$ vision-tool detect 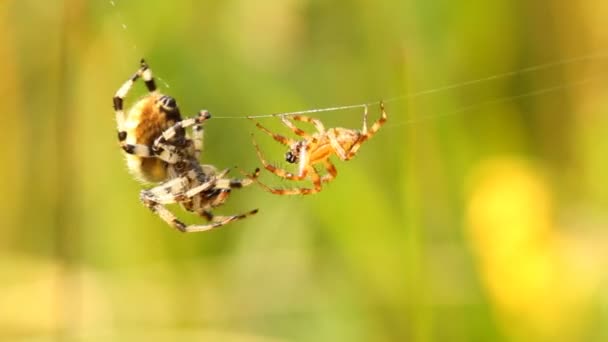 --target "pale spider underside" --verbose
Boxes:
[249,103,387,195]
[113,59,257,232]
